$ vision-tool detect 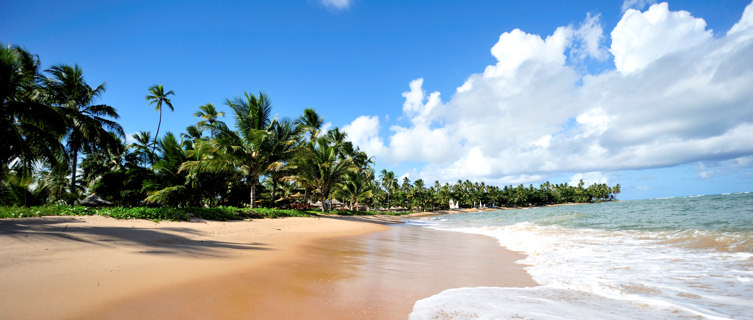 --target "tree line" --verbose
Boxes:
[1,44,620,212]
